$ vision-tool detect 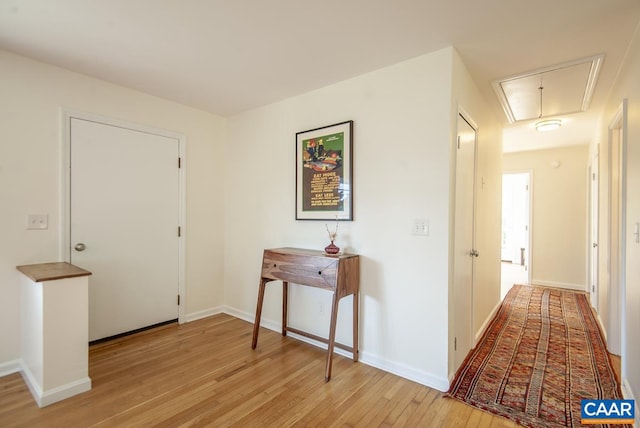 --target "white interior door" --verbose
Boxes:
[70,118,180,341]
[453,113,477,371]
[589,153,599,310]
[500,172,531,297]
